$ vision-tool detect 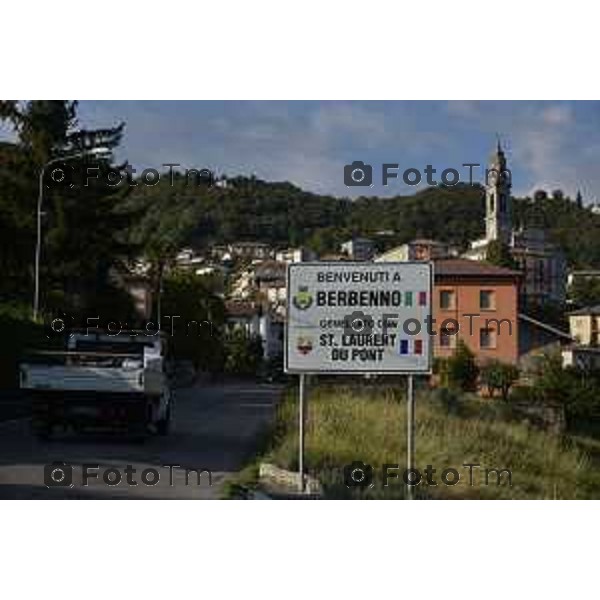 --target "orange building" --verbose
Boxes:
[433,259,520,364]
